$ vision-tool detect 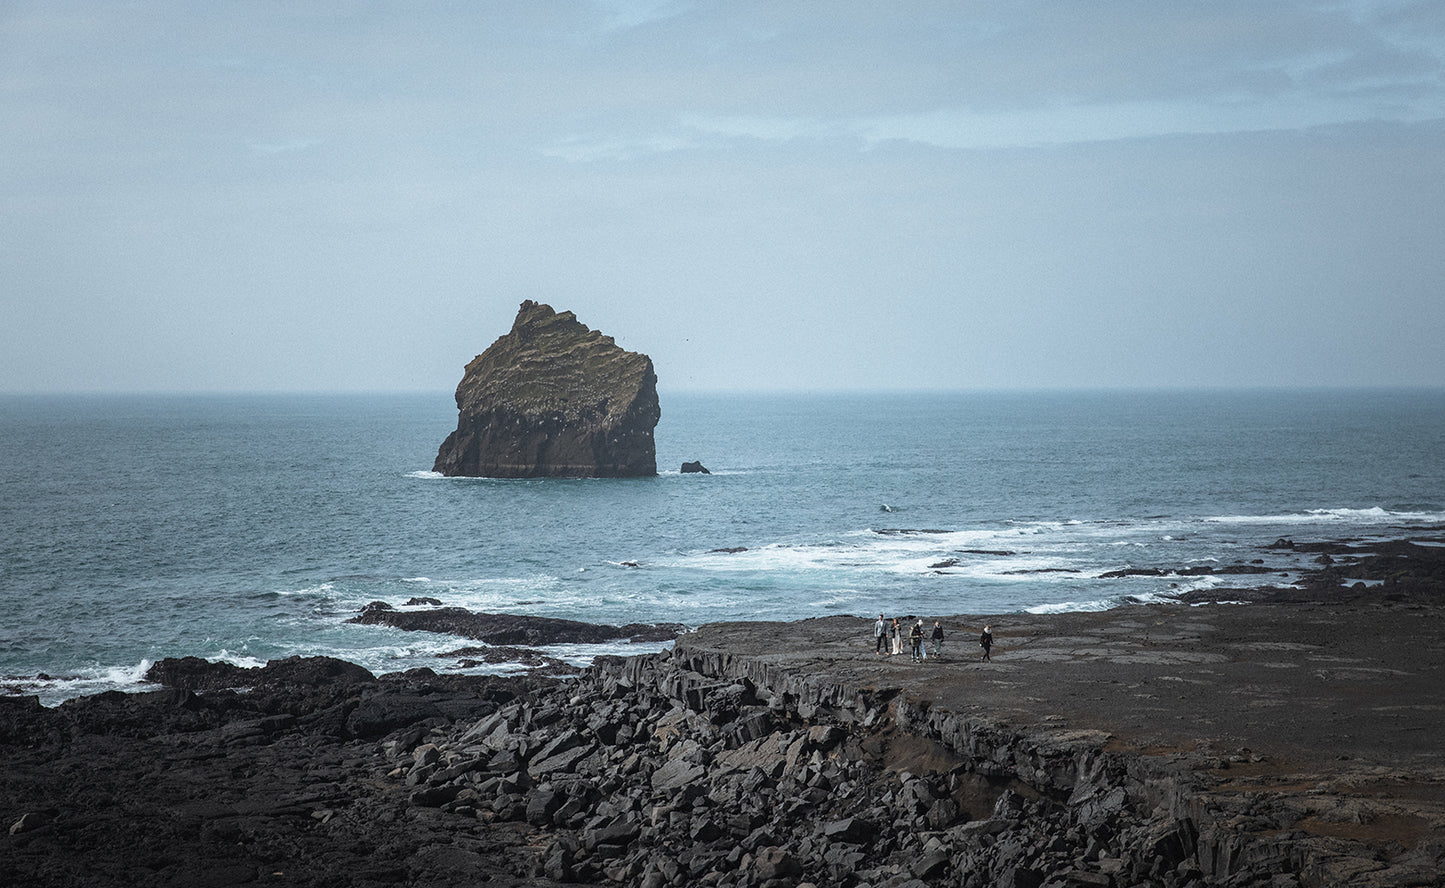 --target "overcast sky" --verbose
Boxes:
[3,1,1443,394]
